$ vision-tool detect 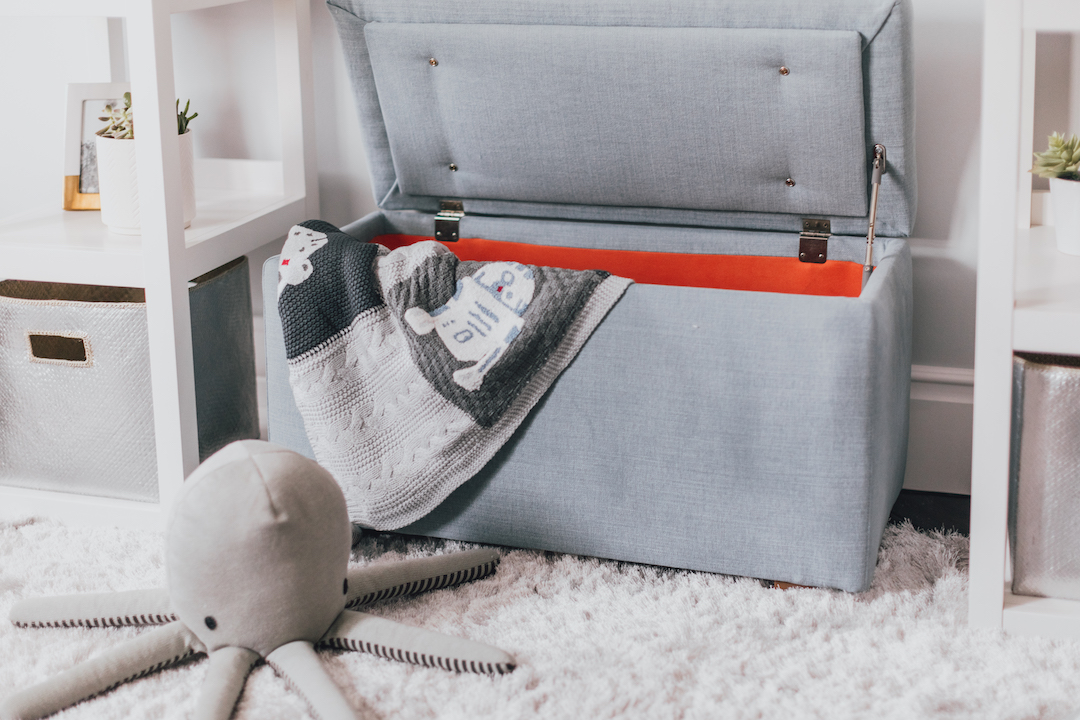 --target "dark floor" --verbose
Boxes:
[888,489,970,535]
